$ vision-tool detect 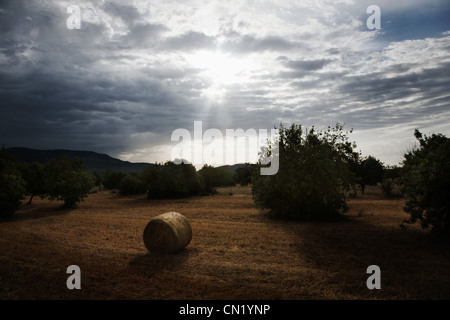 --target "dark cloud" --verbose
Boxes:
[161,31,216,51]
[102,3,141,27]
[221,34,297,53]
[282,59,334,71]
[0,0,449,165]
[122,22,169,48]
